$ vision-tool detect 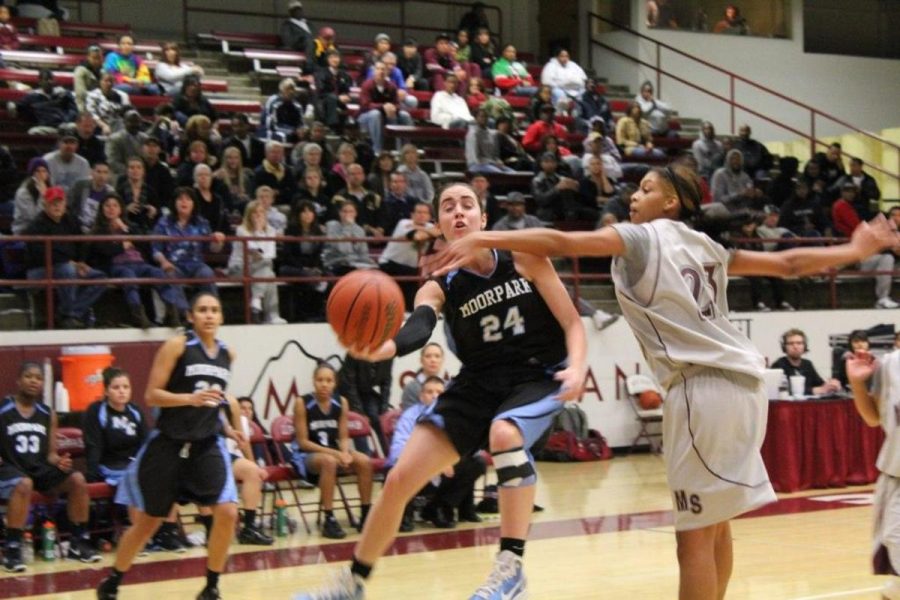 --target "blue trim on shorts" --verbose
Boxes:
[115,429,159,509]
[99,464,126,487]
[0,475,23,500]
[215,436,239,505]
[493,392,564,451]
